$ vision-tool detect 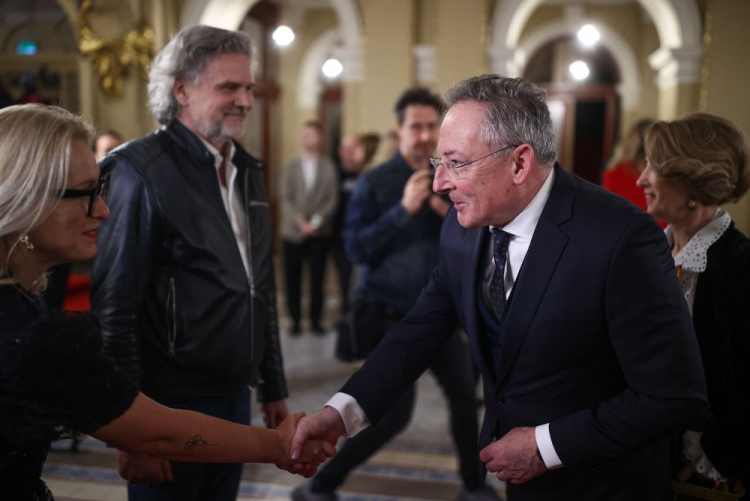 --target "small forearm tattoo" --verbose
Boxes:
[184,435,217,450]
